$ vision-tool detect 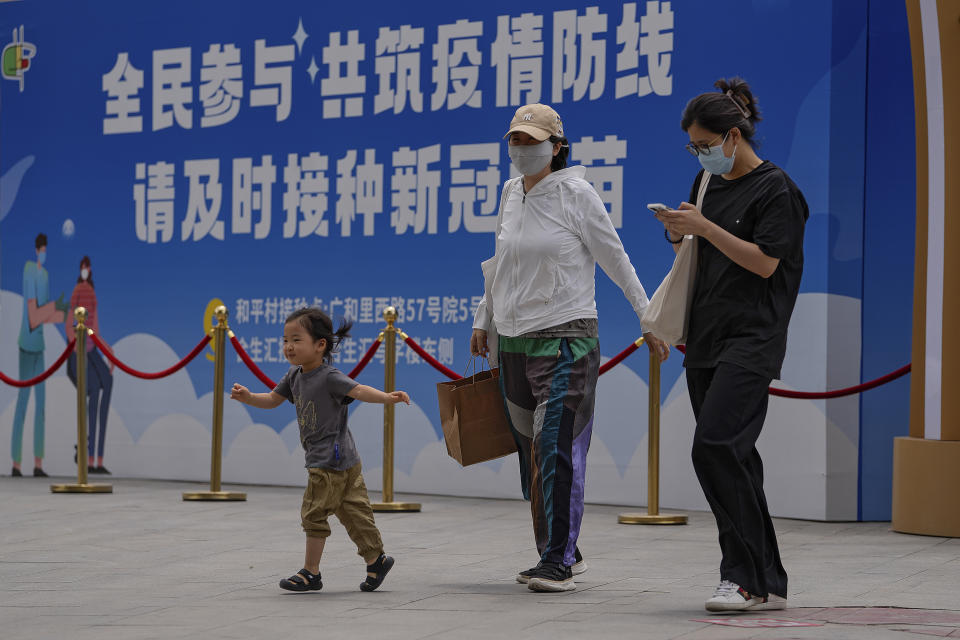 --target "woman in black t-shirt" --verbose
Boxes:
[654,77,808,613]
